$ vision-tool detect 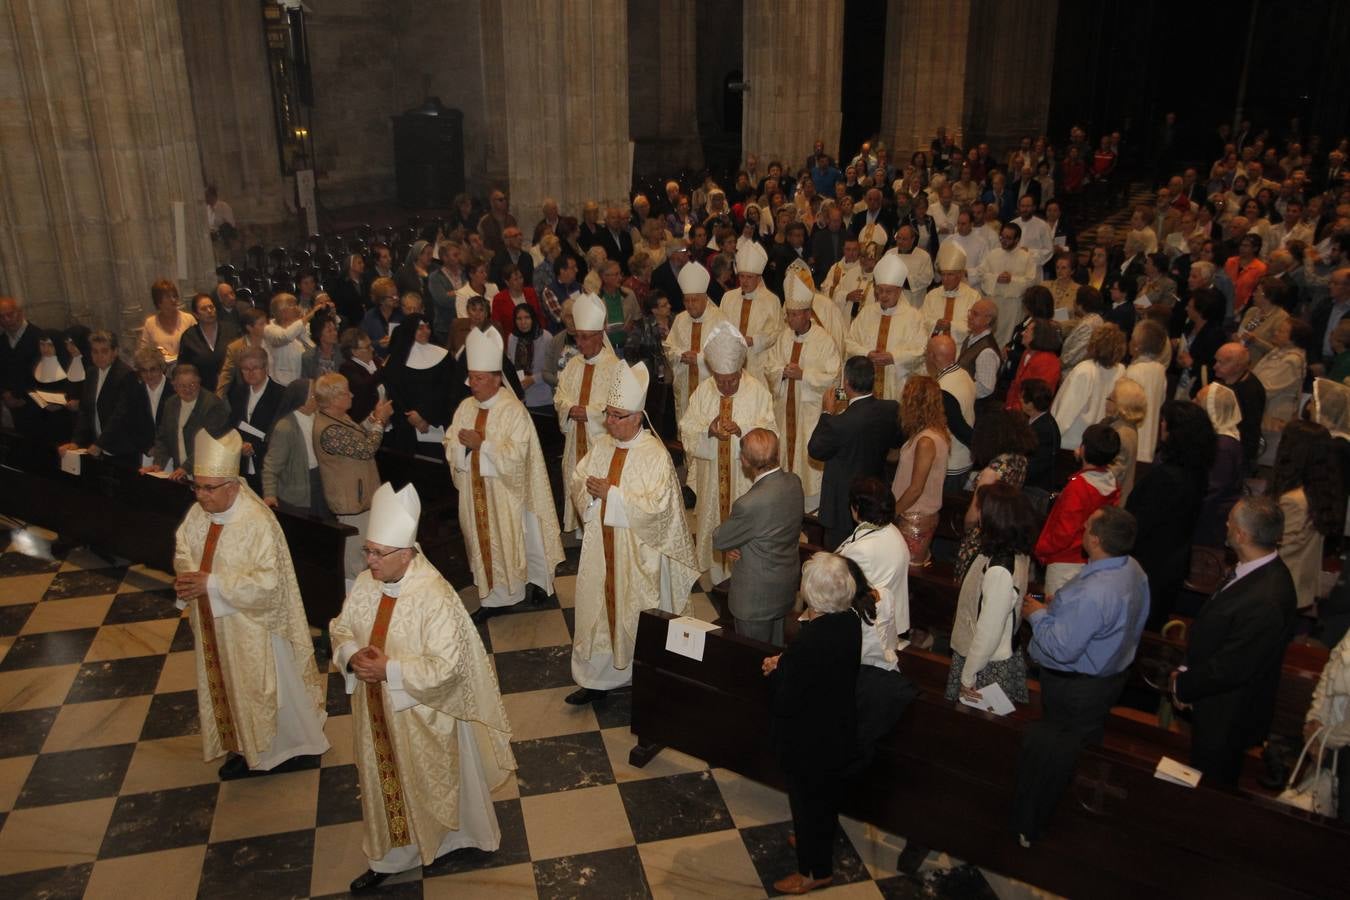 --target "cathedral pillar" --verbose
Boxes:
[742,0,845,172]
[176,0,292,234]
[489,0,632,217]
[0,0,215,340]
[880,0,973,159]
[628,0,703,179]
